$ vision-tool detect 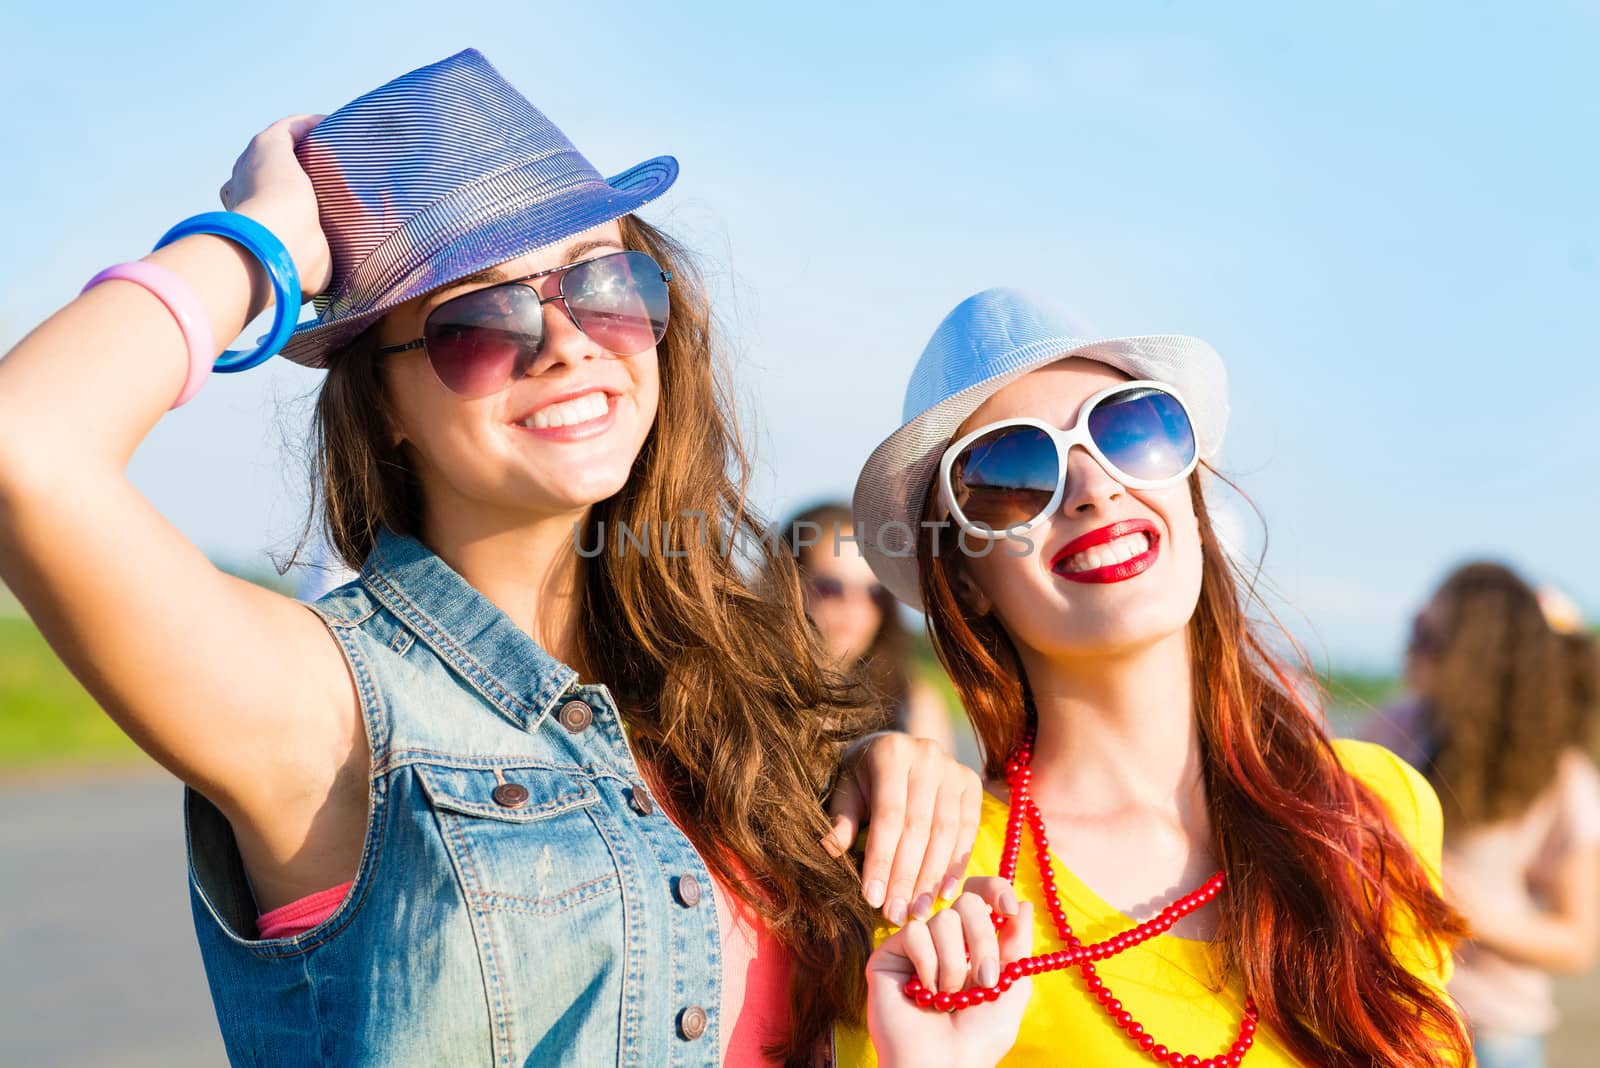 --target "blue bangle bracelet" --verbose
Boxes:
[153,211,302,373]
